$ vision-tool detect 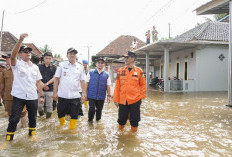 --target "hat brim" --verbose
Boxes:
[67,50,78,54]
